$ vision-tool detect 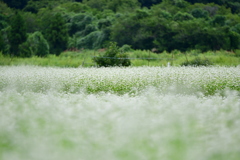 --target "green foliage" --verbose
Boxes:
[58,2,91,13]
[120,44,133,53]
[181,57,213,66]
[21,12,39,33]
[0,1,13,16]
[0,13,8,30]
[110,9,155,50]
[0,28,10,55]
[2,0,240,54]
[227,1,240,14]
[45,13,68,56]
[173,12,194,21]
[82,0,140,12]
[36,8,56,35]
[67,11,112,50]
[230,23,240,34]
[67,35,78,49]
[191,8,209,19]
[2,0,29,10]
[94,42,131,67]
[186,0,240,14]
[98,18,112,29]
[19,31,49,57]
[77,31,106,49]
[1,49,239,67]
[18,41,32,58]
[229,31,240,49]
[9,12,27,57]
[23,0,74,13]
[68,13,96,36]
[211,15,226,26]
[138,0,163,8]
[235,49,240,57]
[0,30,4,50]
